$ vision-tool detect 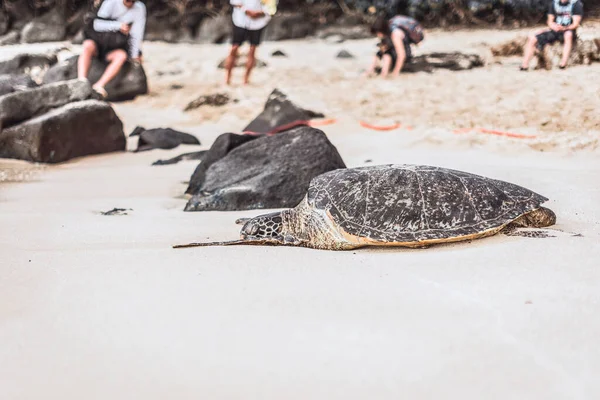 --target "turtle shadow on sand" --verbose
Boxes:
[174,165,557,251]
